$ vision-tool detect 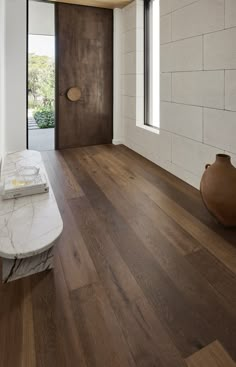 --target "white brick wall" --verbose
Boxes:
[172,0,224,41]
[119,0,236,189]
[161,36,203,72]
[160,0,171,15]
[160,73,171,101]
[160,14,171,44]
[225,70,236,111]
[172,71,224,109]
[204,28,236,70]
[172,134,220,177]
[225,0,236,28]
[160,102,203,141]
[204,109,236,154]
[171,0,198,11]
